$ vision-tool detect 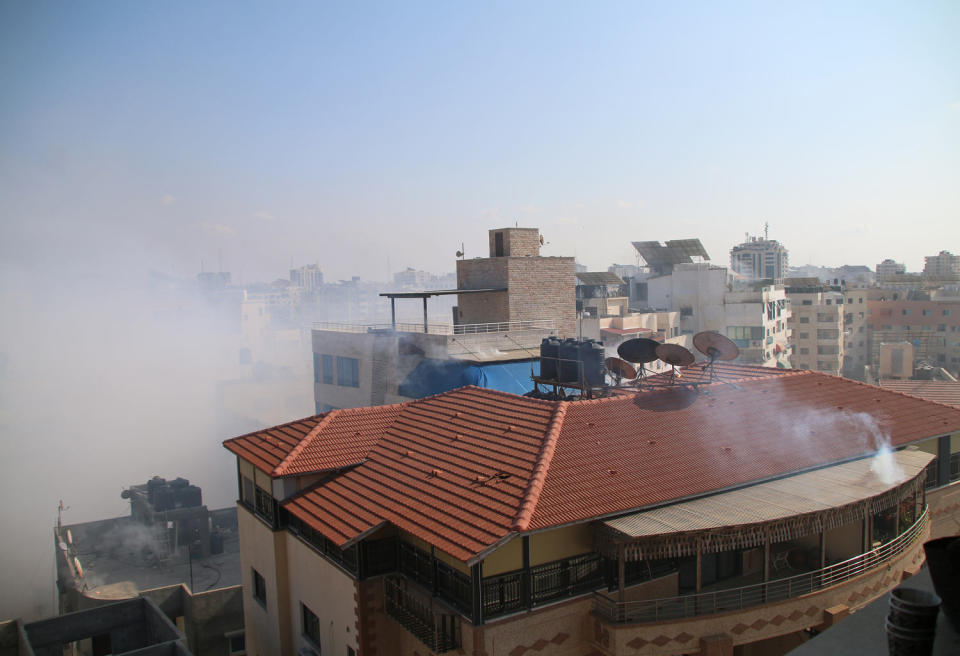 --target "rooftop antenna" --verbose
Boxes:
[655,343,695,384]
[456,242,464,259]
[764,222,769,240]
[692,331,740,382]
